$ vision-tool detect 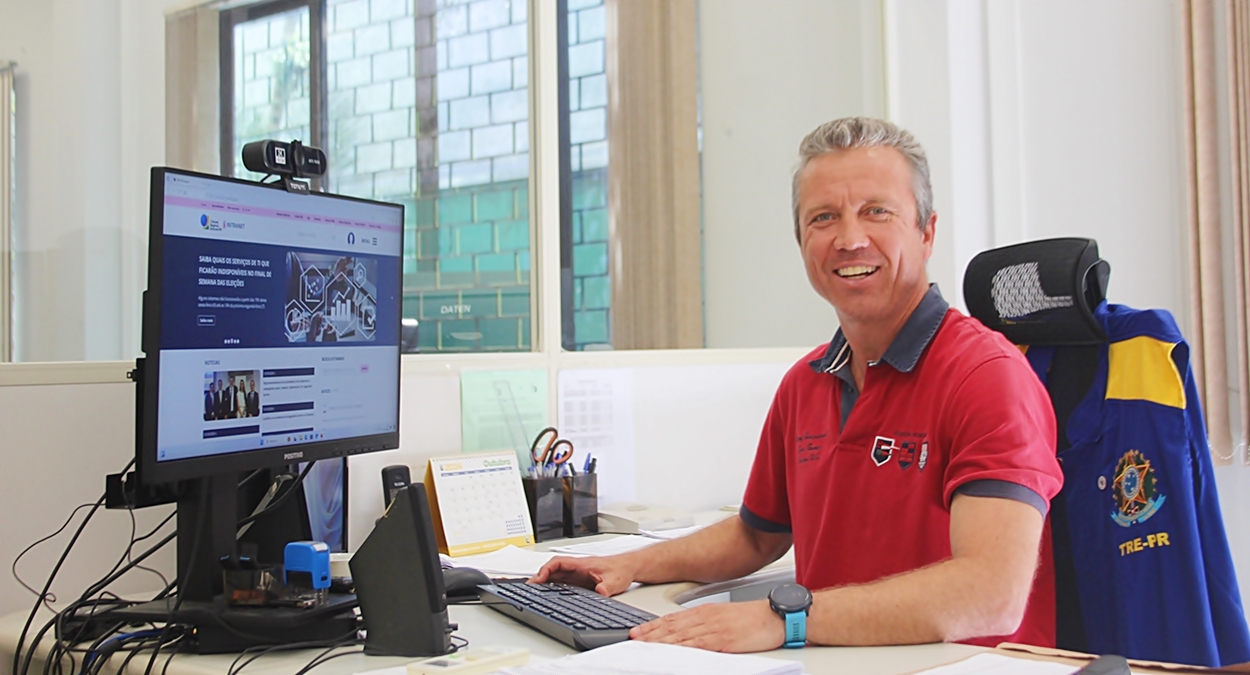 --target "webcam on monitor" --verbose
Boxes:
[242,139,327,193]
